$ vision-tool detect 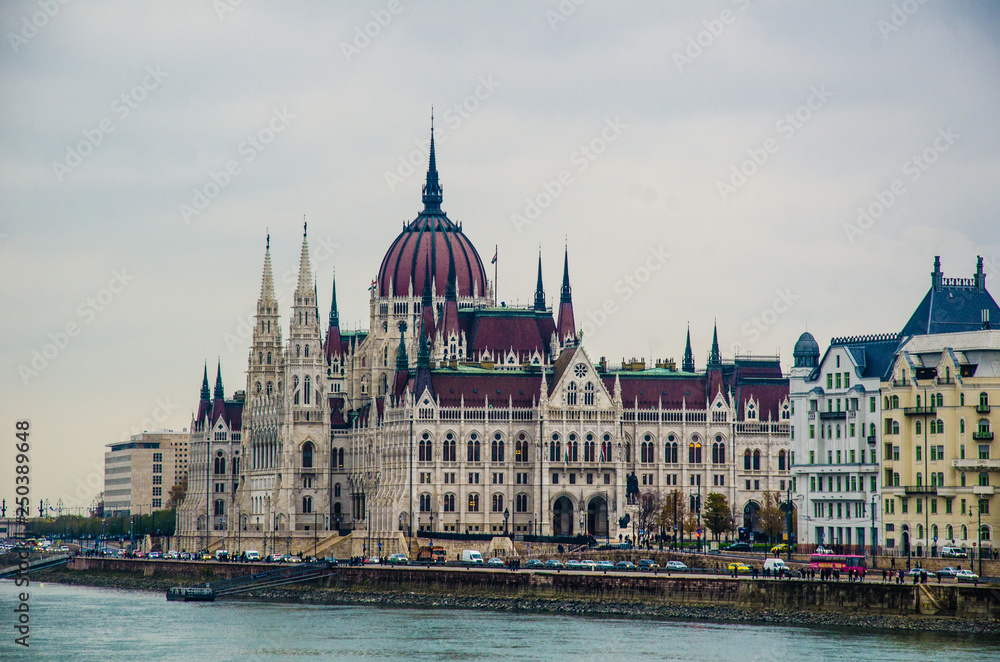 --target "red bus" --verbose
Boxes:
[809,554,866,572]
